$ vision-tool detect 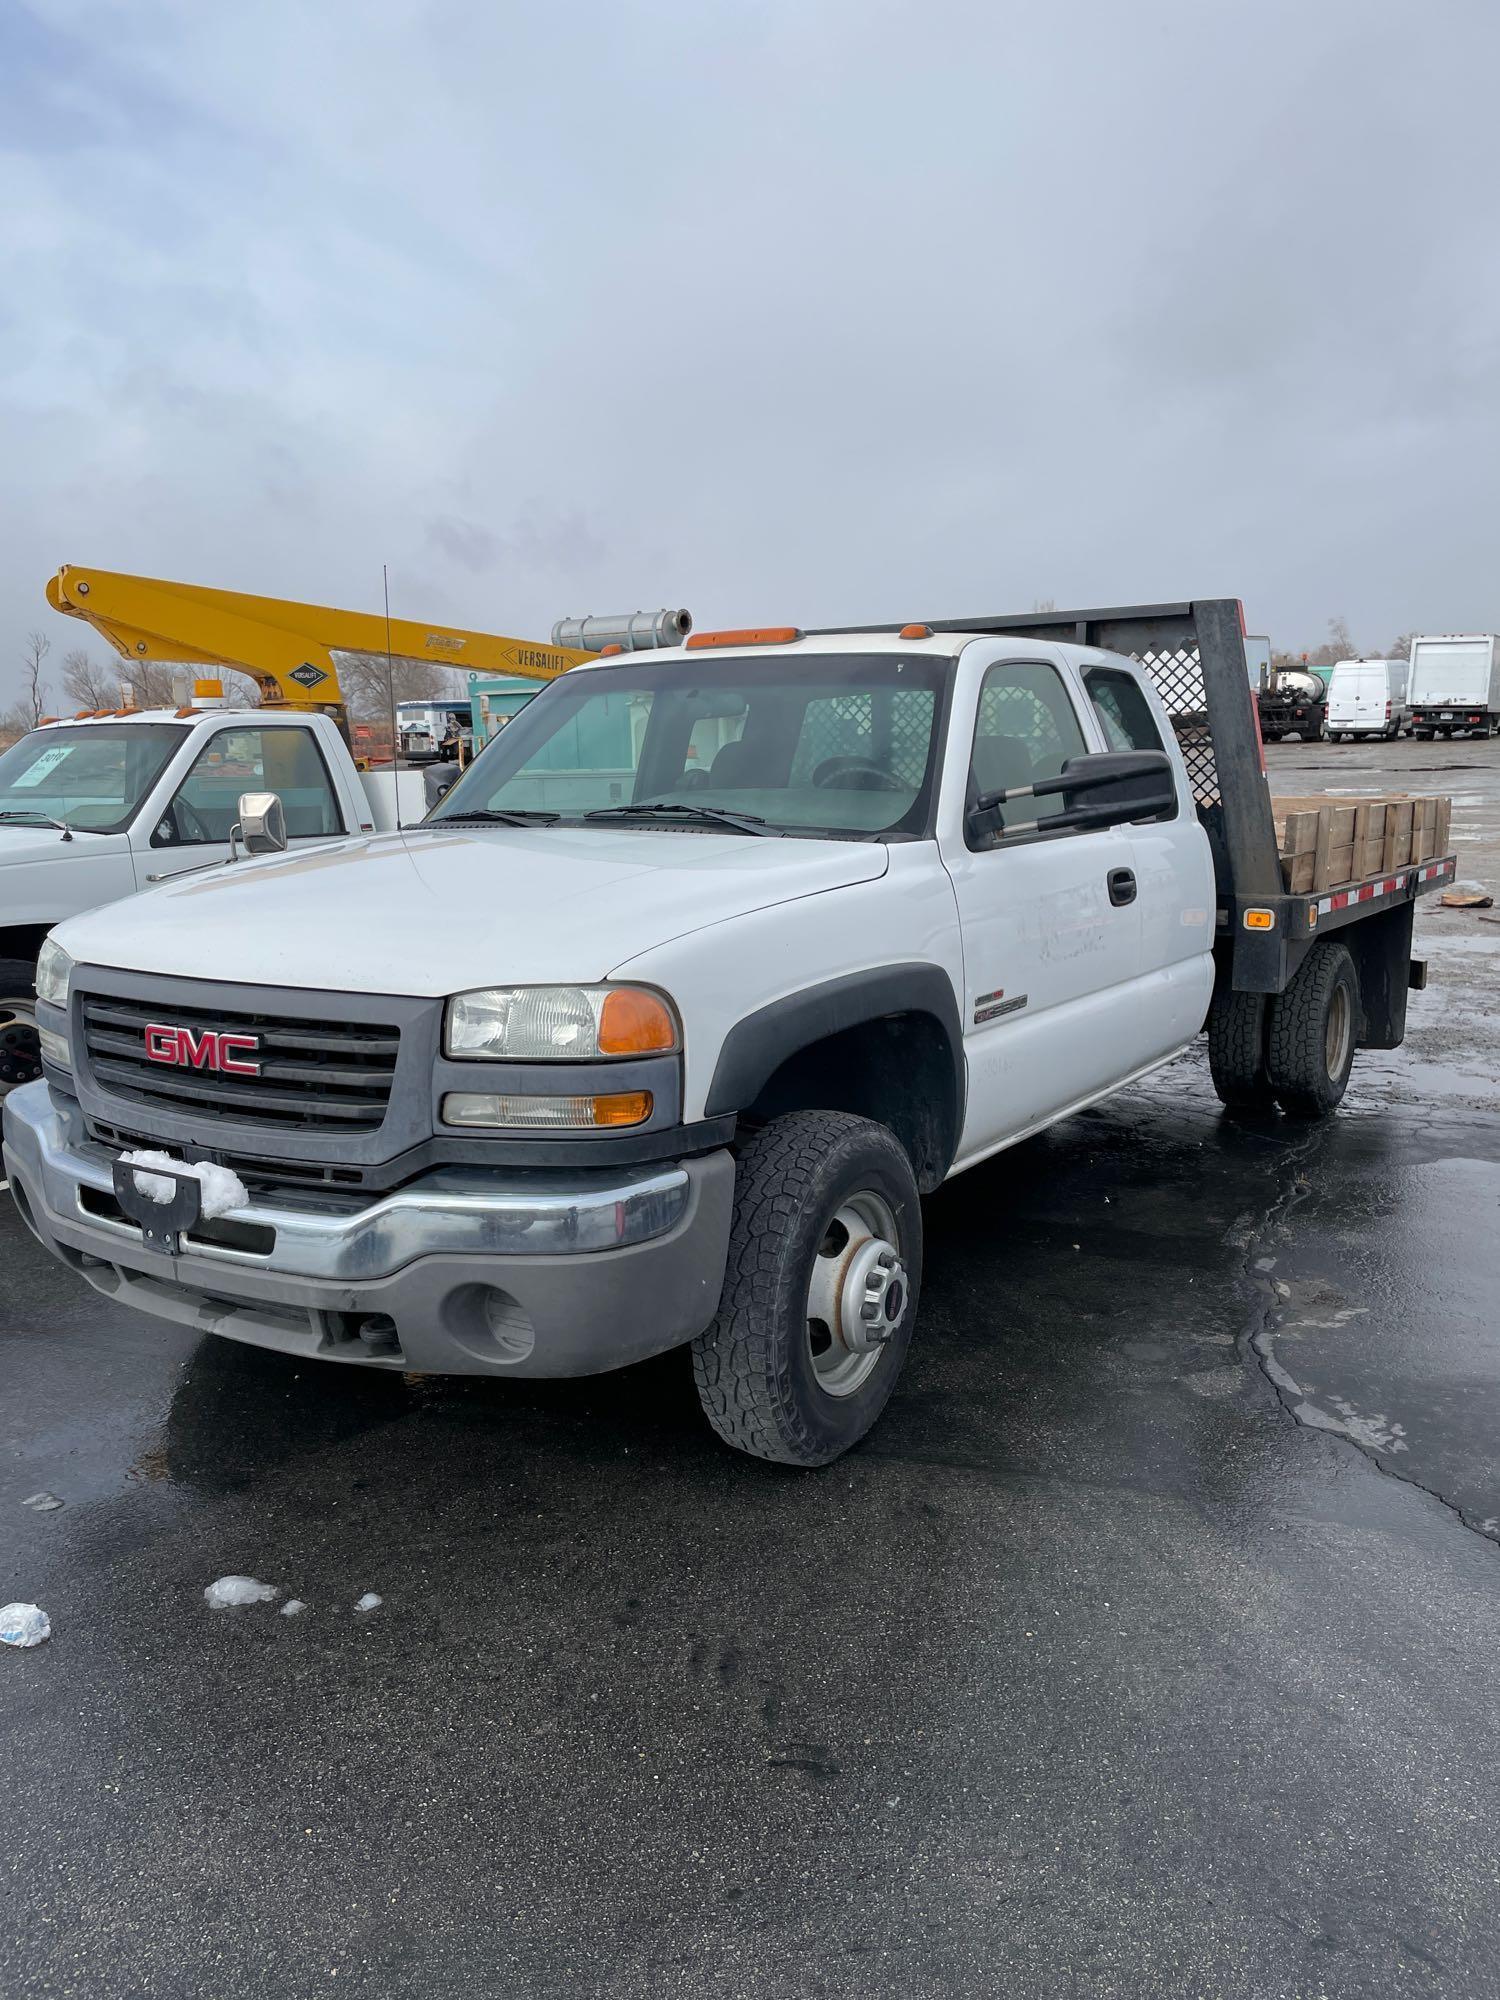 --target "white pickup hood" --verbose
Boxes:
[54,826,888,996]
